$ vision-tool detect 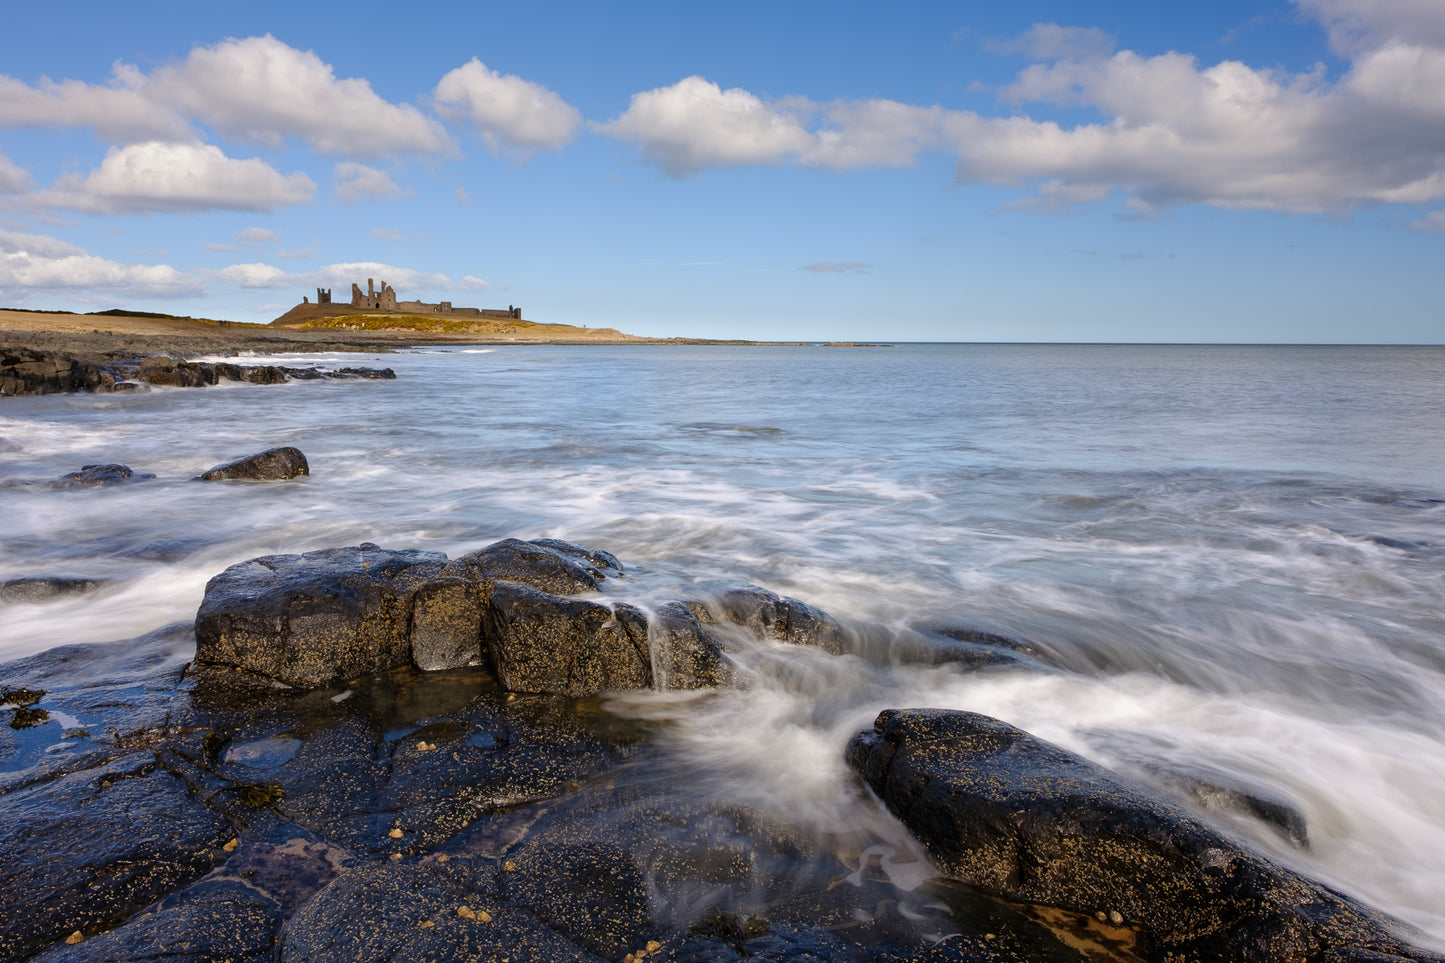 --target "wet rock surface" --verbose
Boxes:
[194,537,848,696]
[194,446,310,482]
[847,708,1444,963]
[0,347,395,396]
[0,576,108,603]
